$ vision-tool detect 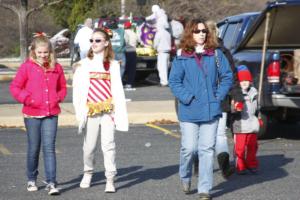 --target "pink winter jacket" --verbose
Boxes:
[10,59,67,116]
